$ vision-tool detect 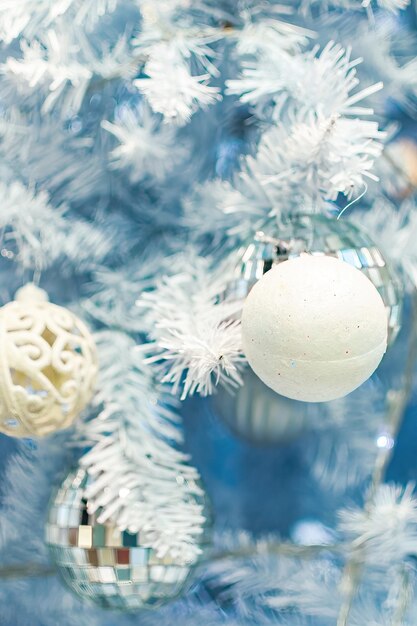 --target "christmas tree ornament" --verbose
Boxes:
[241,254,388,402]
[216,214,402,441]
[46,468,210,610]
[213,366,310,444]
[227,214,402,346]
[0,284,97,438]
